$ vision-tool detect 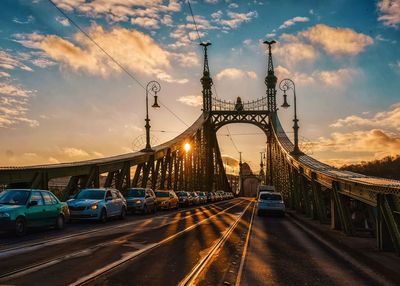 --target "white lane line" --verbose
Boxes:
[235,200,256,286]
[0,199,239,258]
[69,200,247,286]
[178,201,252,286]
